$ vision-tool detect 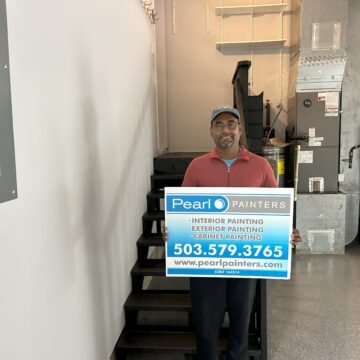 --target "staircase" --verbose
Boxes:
[115,153,267,360]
